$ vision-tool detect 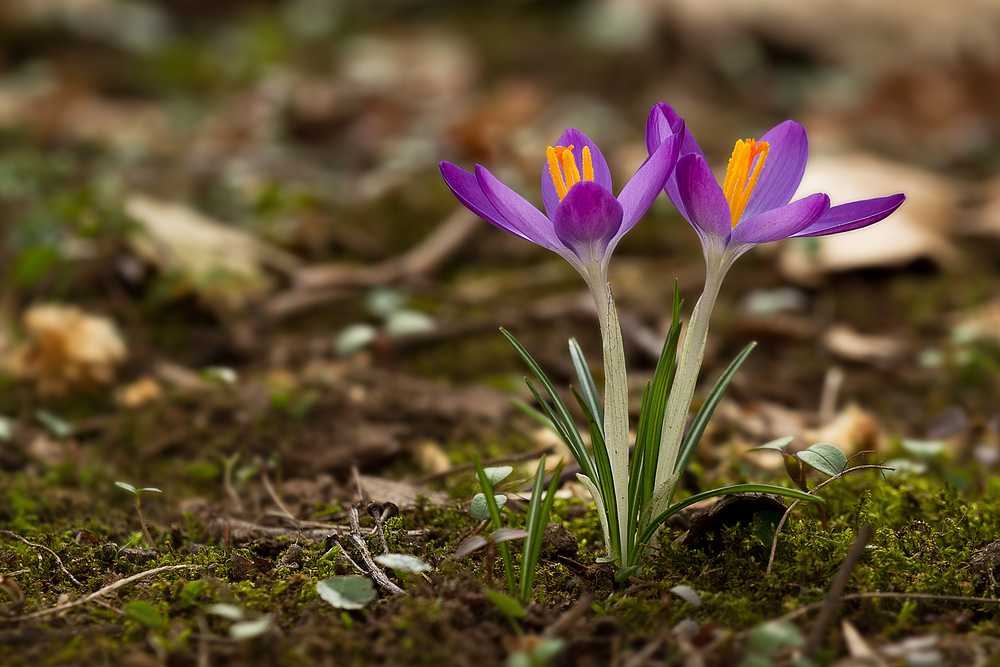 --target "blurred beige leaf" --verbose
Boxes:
[116,376,163,409]
[126,194,301,311]
[820,323,907,365]
[779,154,958,284]
[6,304,126,396]
[951,299,1000,344]
[664,0,1000,69]
[804,403,884,456]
